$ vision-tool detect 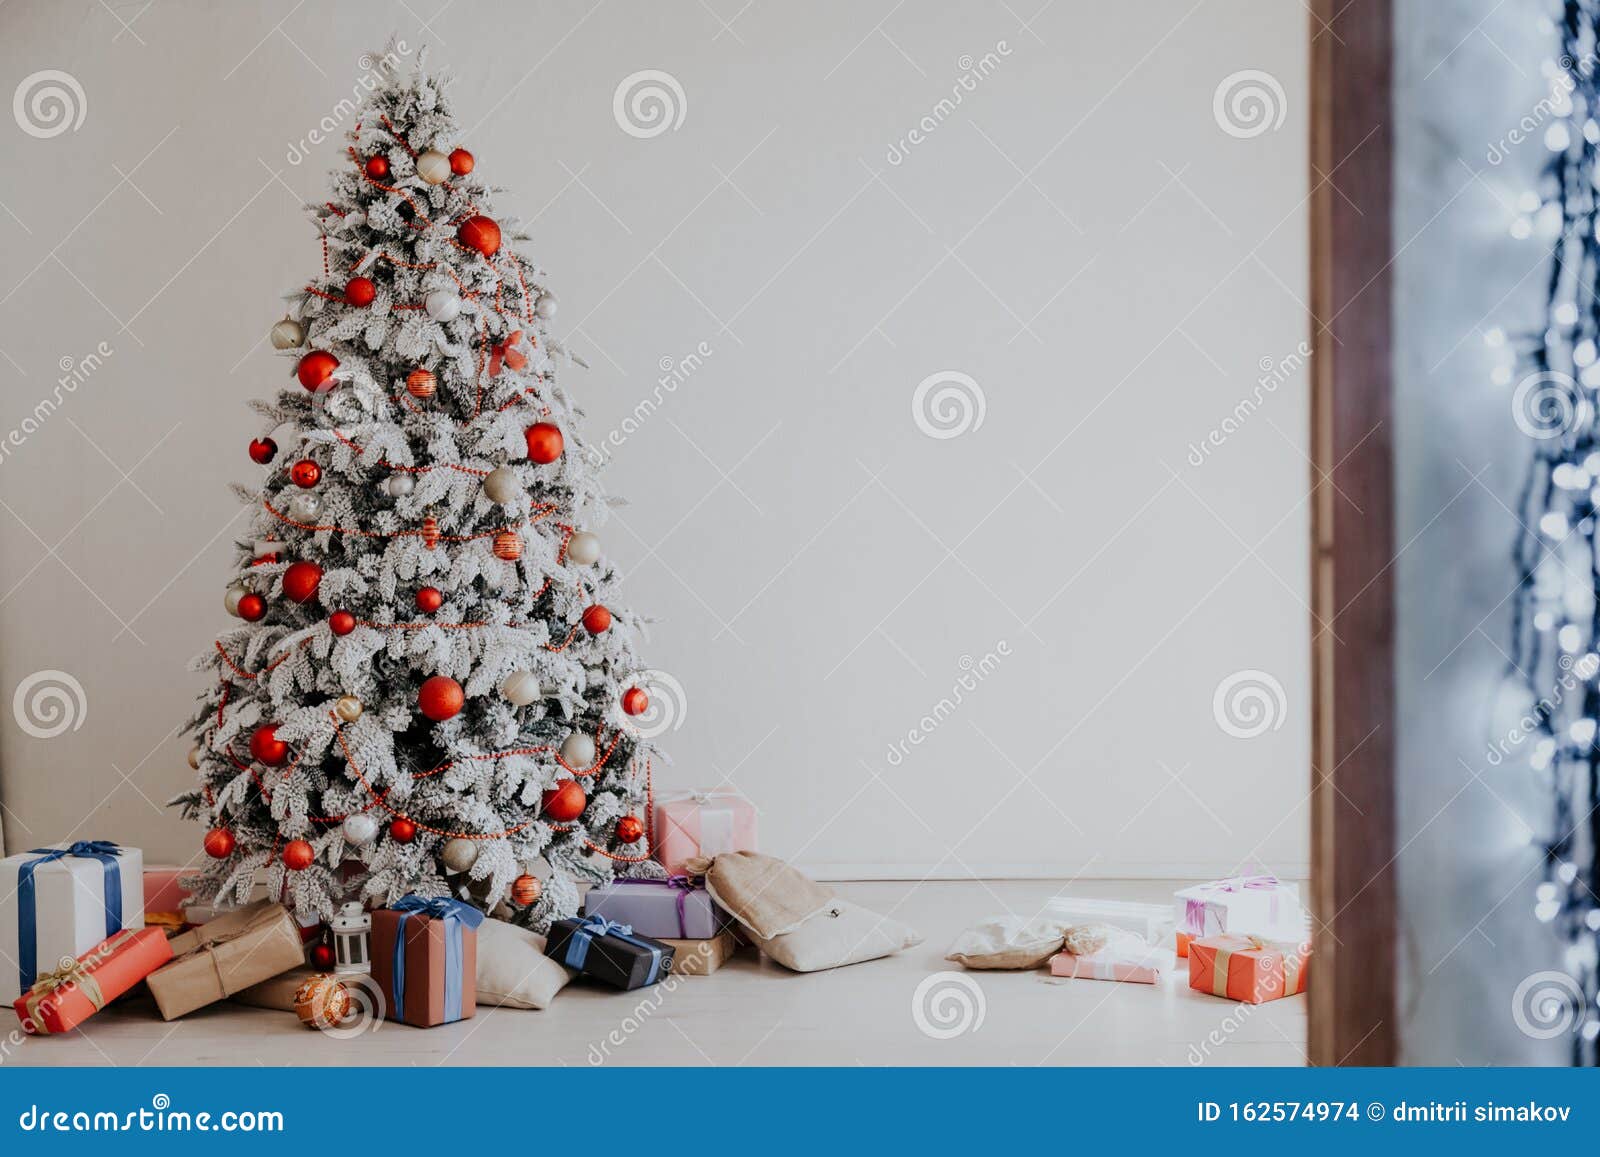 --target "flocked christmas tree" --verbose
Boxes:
[174,47,663,930]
